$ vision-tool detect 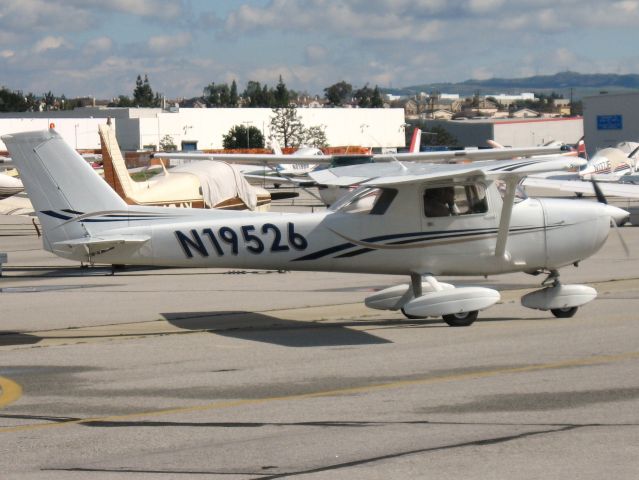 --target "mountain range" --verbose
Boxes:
[385,71,639,99]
